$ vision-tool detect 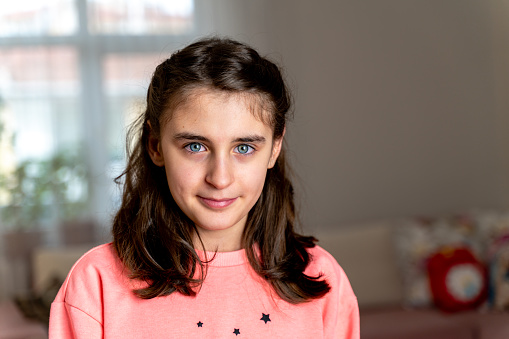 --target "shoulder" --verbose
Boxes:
[305,245,343,277]
[51,243,124,325]
[73,242,117,264]
[307,245,359,337]
[66,243,119,280]
[306,245,356,299]
[54,243,123,303]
